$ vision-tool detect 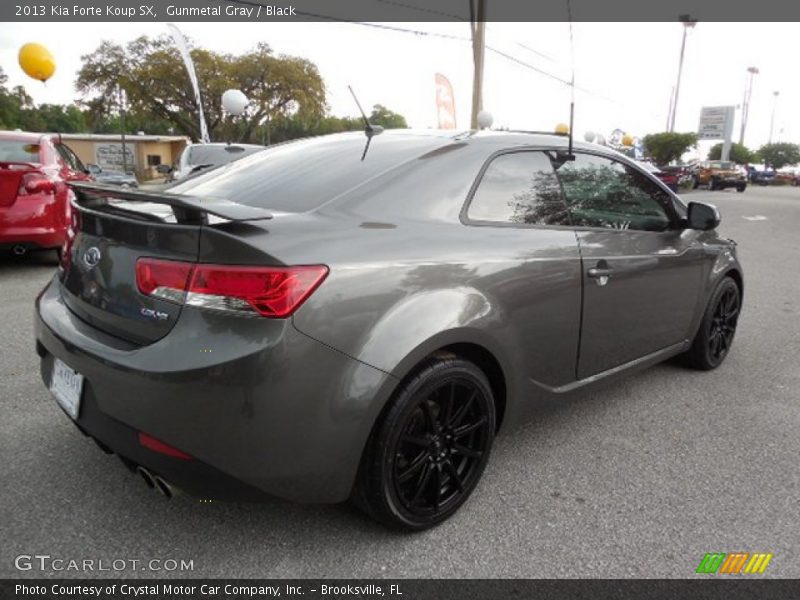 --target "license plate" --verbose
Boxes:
[50,358,84,420]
